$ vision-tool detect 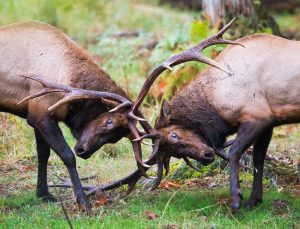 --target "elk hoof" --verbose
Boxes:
[76,196,92,215]
[231,202,241,212]
[37,193,57,202]
[78,202,92,215]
